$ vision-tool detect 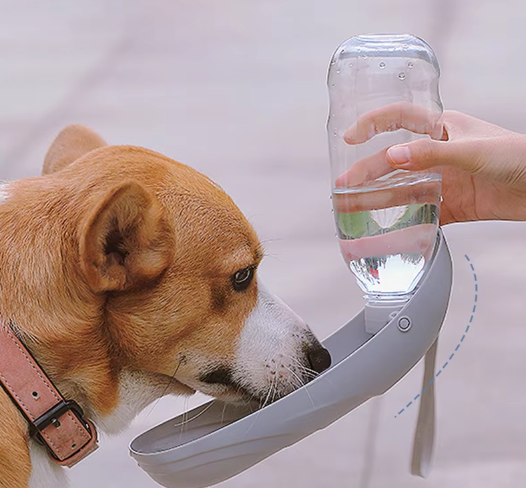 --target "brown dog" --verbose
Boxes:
[0,126,330,488]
